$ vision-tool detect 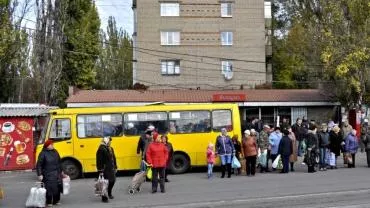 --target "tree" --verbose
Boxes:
[95,16,133,90]
[272,0,370,108]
